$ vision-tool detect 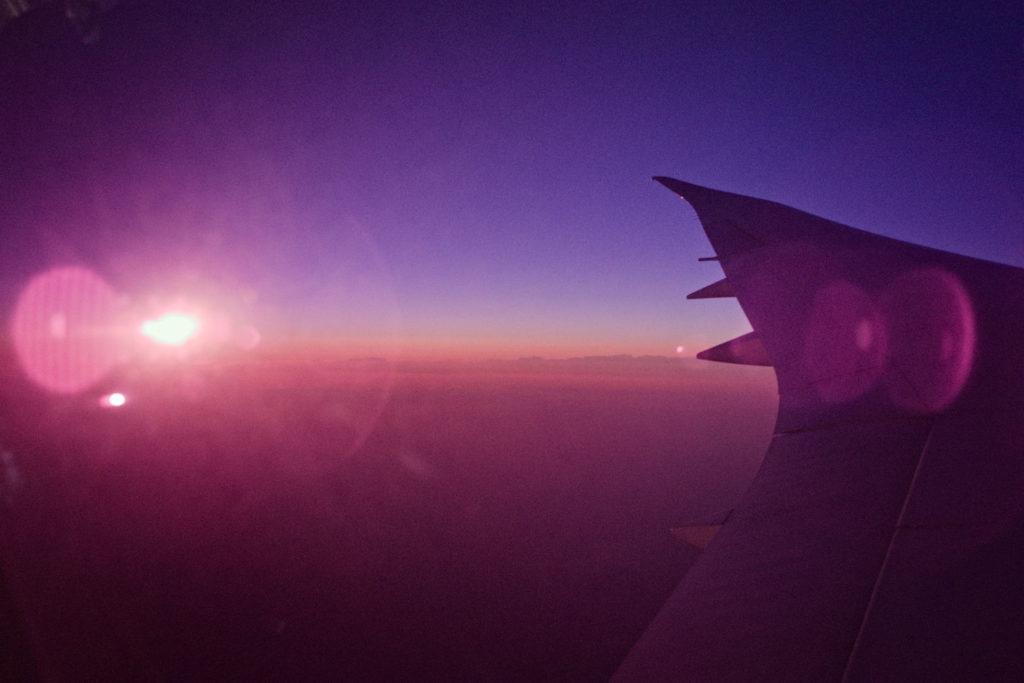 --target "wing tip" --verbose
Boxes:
[652,176,707,200]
